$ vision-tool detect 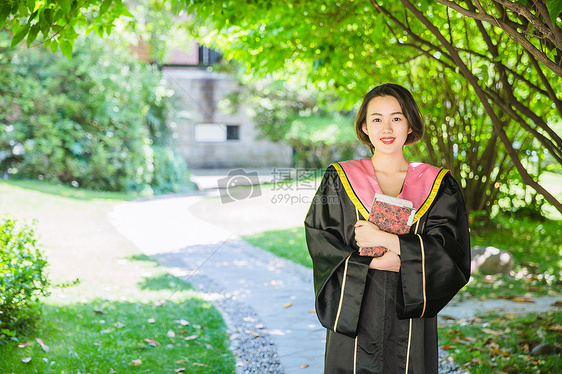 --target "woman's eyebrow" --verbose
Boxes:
[369,111,404,116]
